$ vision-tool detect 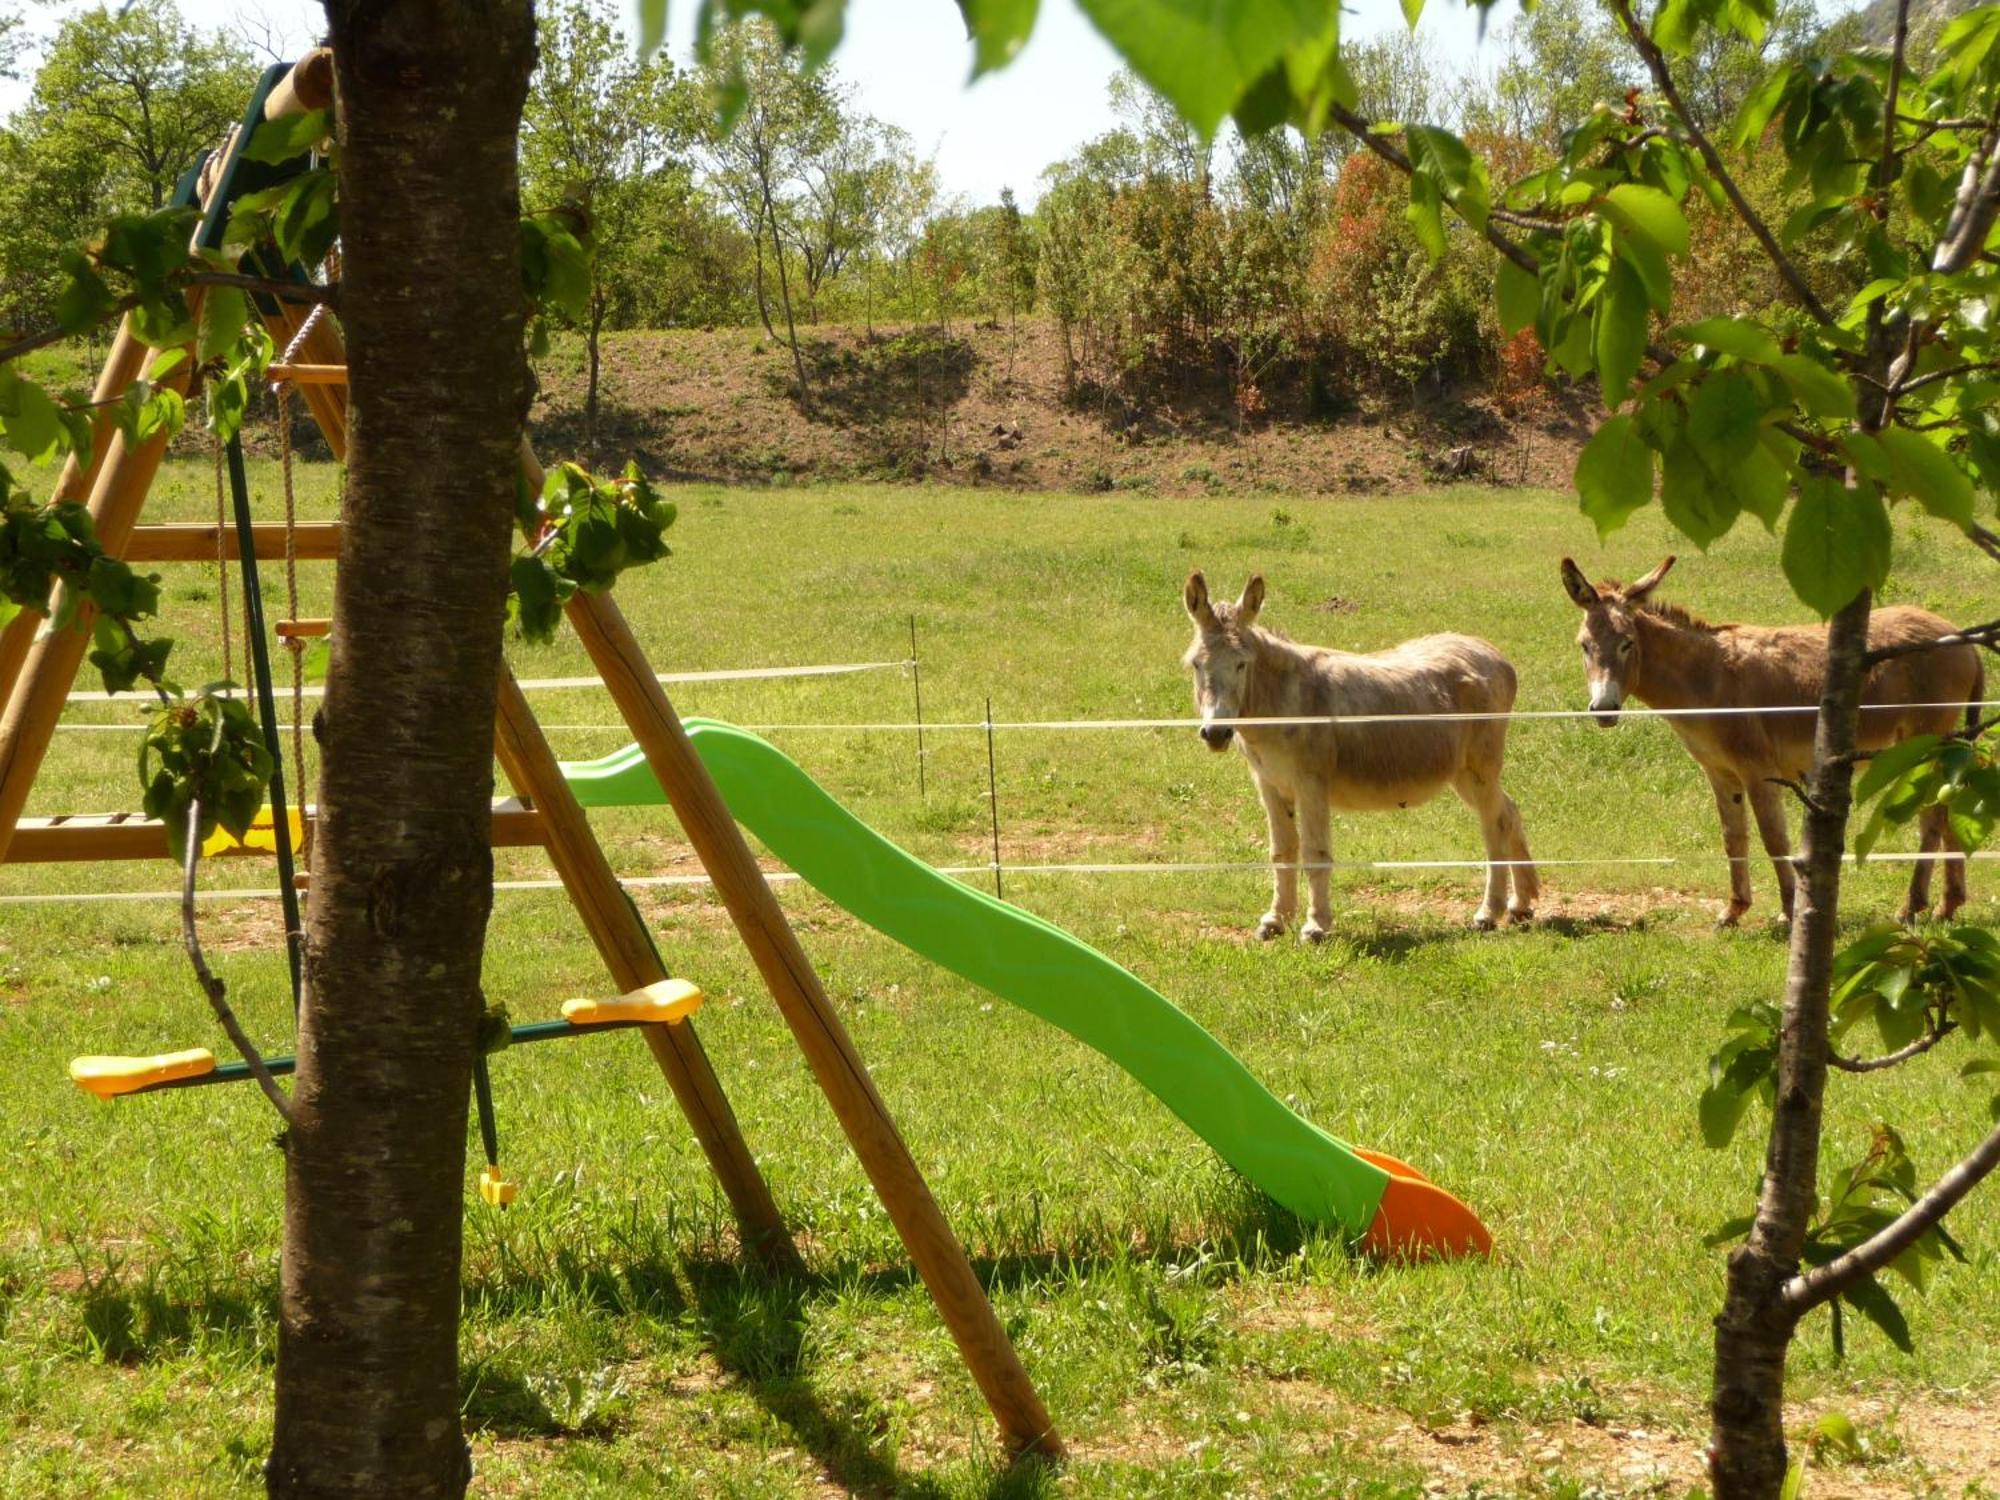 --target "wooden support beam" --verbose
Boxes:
[0,321,155,716]
[7,803,546,865]
[275,619,331,641]
[492,667,802,1275]
[264,48,333,120]
[268,363,348,385]
[124,522,342,563]
[0,333,202,866]
[551,575,1063,1459]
